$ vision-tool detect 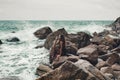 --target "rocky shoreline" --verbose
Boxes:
[35,17,120,80]
[0,18,120,80]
